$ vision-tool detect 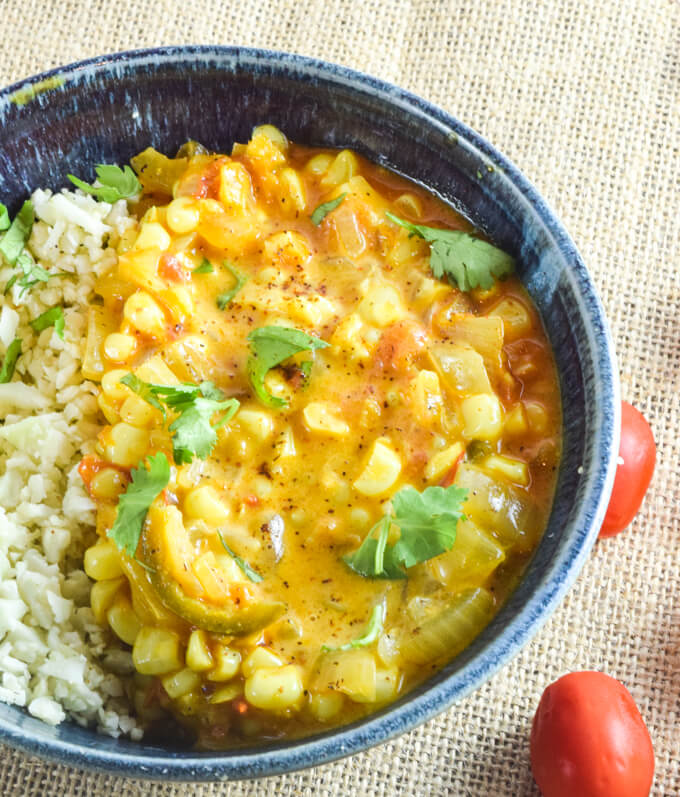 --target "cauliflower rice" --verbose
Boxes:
[0,187,143,738]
